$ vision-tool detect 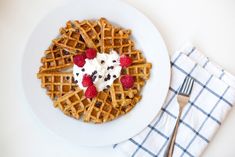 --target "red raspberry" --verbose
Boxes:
[120,75,134,89]
[120,55,132,67]
[85,48,97,59]
[85,85,98,98]
[82,74,93,87]
[73,54,86,67]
